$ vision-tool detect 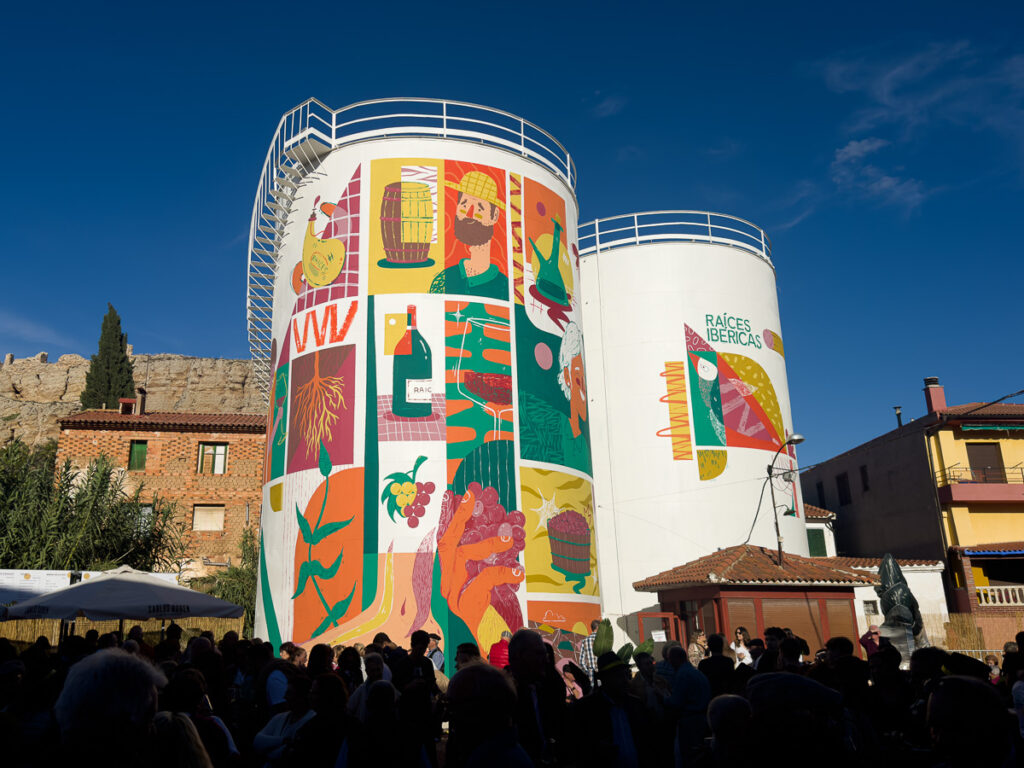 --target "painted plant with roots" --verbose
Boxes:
[293,350,347,459]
